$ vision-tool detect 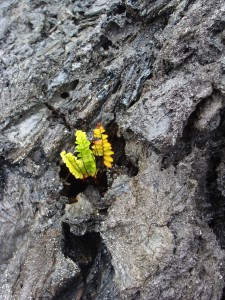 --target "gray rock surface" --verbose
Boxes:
[1,0,225,299]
